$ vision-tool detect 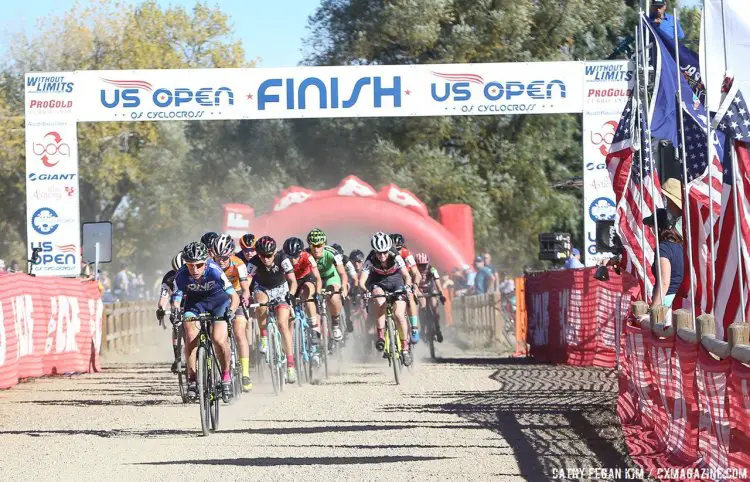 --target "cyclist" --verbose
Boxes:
[172,241,239,401]
[306,229,349,341]
[283,237,323,343]
[212,233,253,392]
[246,236,299,383]
[347,249,368,339]
[200,232,220,256]
[156,252,185,373]
[414,252,446,343]
[390,233,422,343]
[236,233,256,264]
[358,232,415,366]
[331,243,357,333]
